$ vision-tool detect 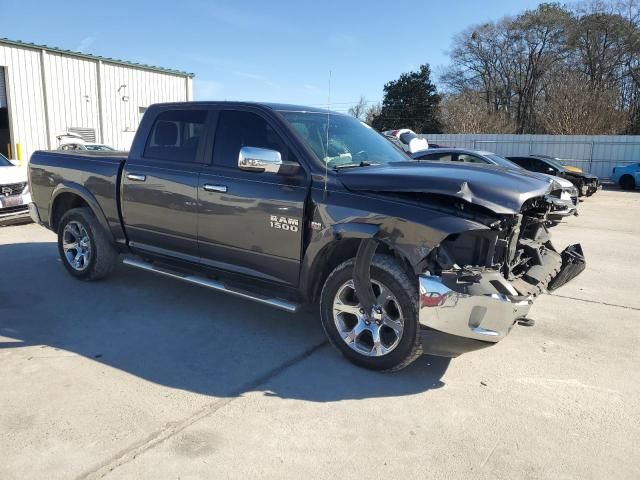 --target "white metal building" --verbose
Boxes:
[0,38,193,162]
